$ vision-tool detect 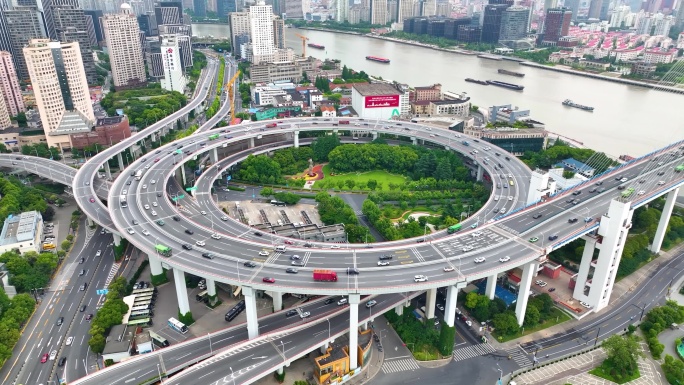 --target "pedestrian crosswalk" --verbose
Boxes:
[505,346,533,367]
[381,358,420,374]
[452,343,496,362]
